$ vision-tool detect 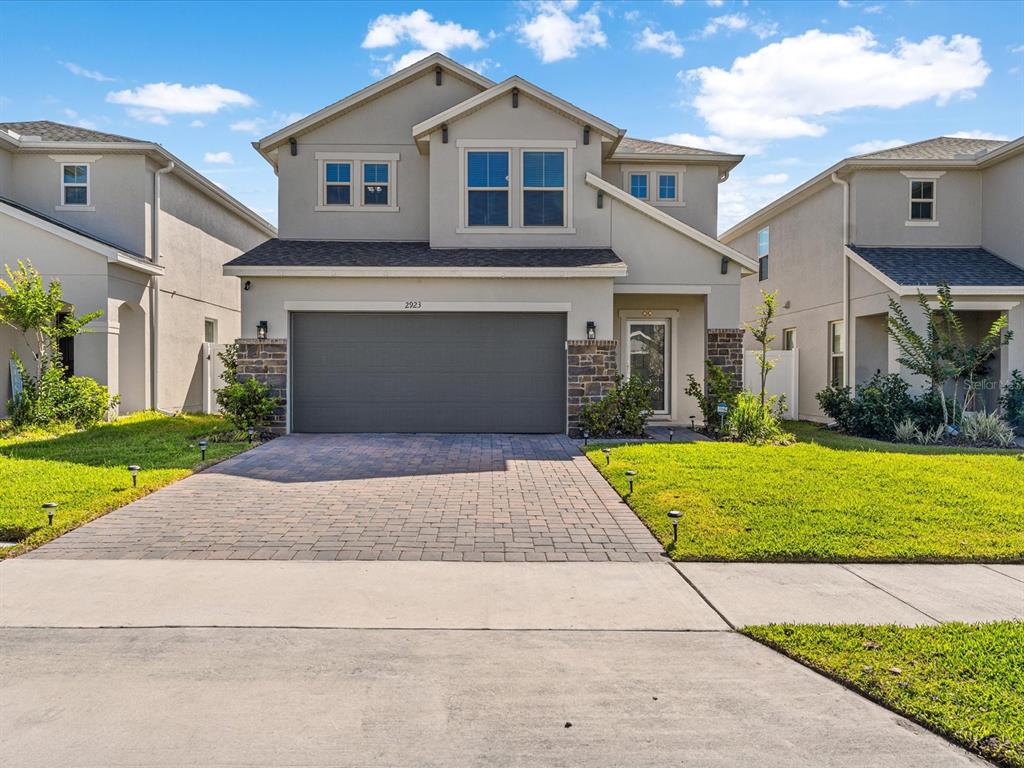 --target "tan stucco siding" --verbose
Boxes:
[0,146,11,196]
[851,168,982,247]
[981,152,1024,268]
[603,161,719,236]
[276,70,482,241]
